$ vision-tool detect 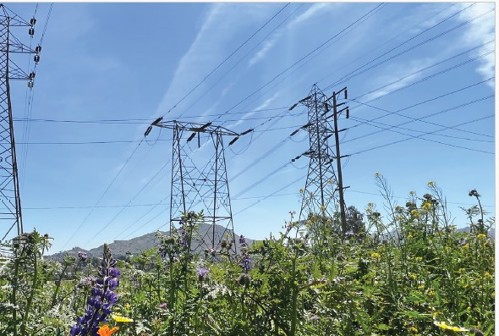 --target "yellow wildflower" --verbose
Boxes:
[409,326,418,333]
[415,256,423,262]
[433,321,469,332]
[410,209,420,217]
[97,325,119,336]
[421,201,432,211]
[477,233,487,240]
[462,243,469,250]
[111,314,134,323]
[371,252,381,260]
